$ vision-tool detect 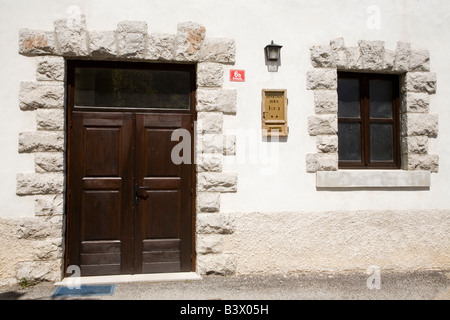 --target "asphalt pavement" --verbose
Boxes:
[0,269,449,301]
